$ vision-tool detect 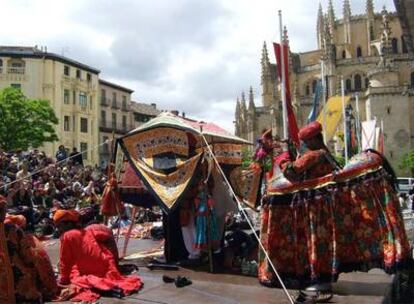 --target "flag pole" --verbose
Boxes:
[355,93,362,153]
[341,76,348,164]
[321,59,327,143]
[278,10,288,139]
